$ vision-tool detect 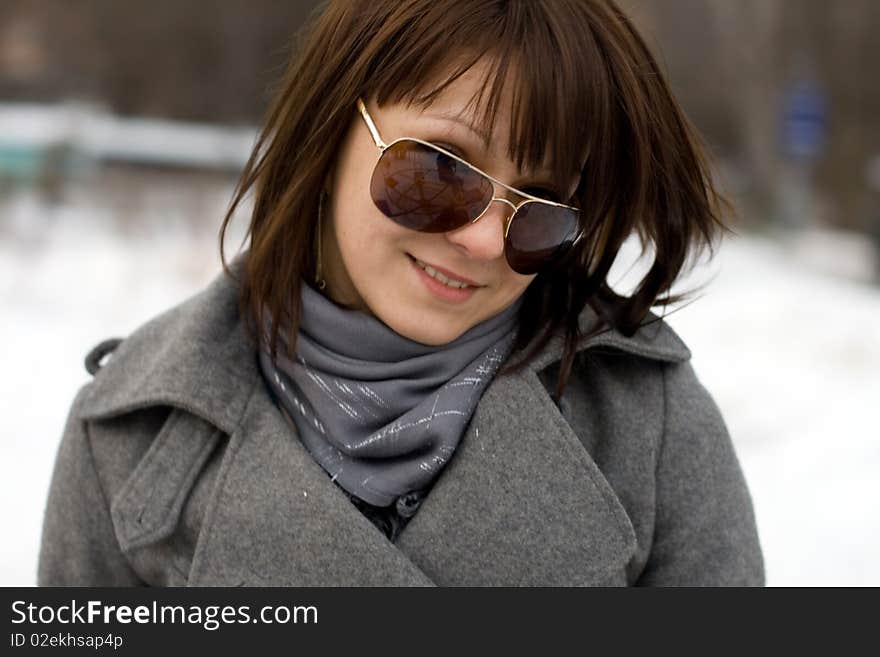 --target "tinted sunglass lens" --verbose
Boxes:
[505,203,581,275]
[370,141,493,233]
